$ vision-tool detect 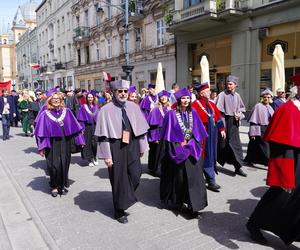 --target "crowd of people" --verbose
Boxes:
[1,73,300,246]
